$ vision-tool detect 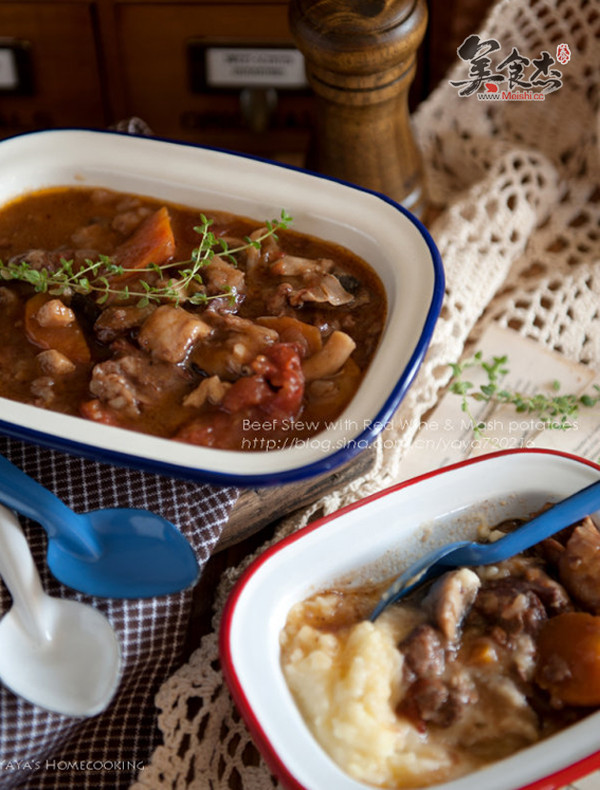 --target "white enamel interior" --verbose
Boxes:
[0,129,440,482]
[224,450,600,790]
